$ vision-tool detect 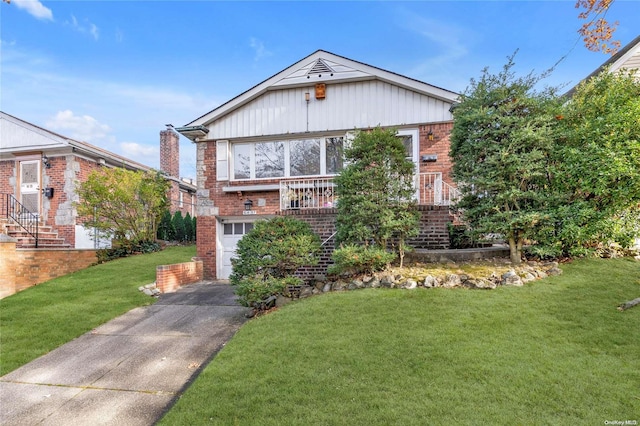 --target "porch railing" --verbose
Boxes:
[1,193,40,247]
[280,177,337,210]
[278,174,460,211]
[418,173,460,206]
